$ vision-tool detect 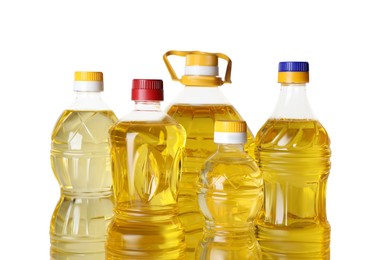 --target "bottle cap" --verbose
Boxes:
[277,61,309,84]
[186,53,218,66]
[132,79,164,101]
[214,120,247,144]
[73,71,104,92]
[183,52,220,87]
